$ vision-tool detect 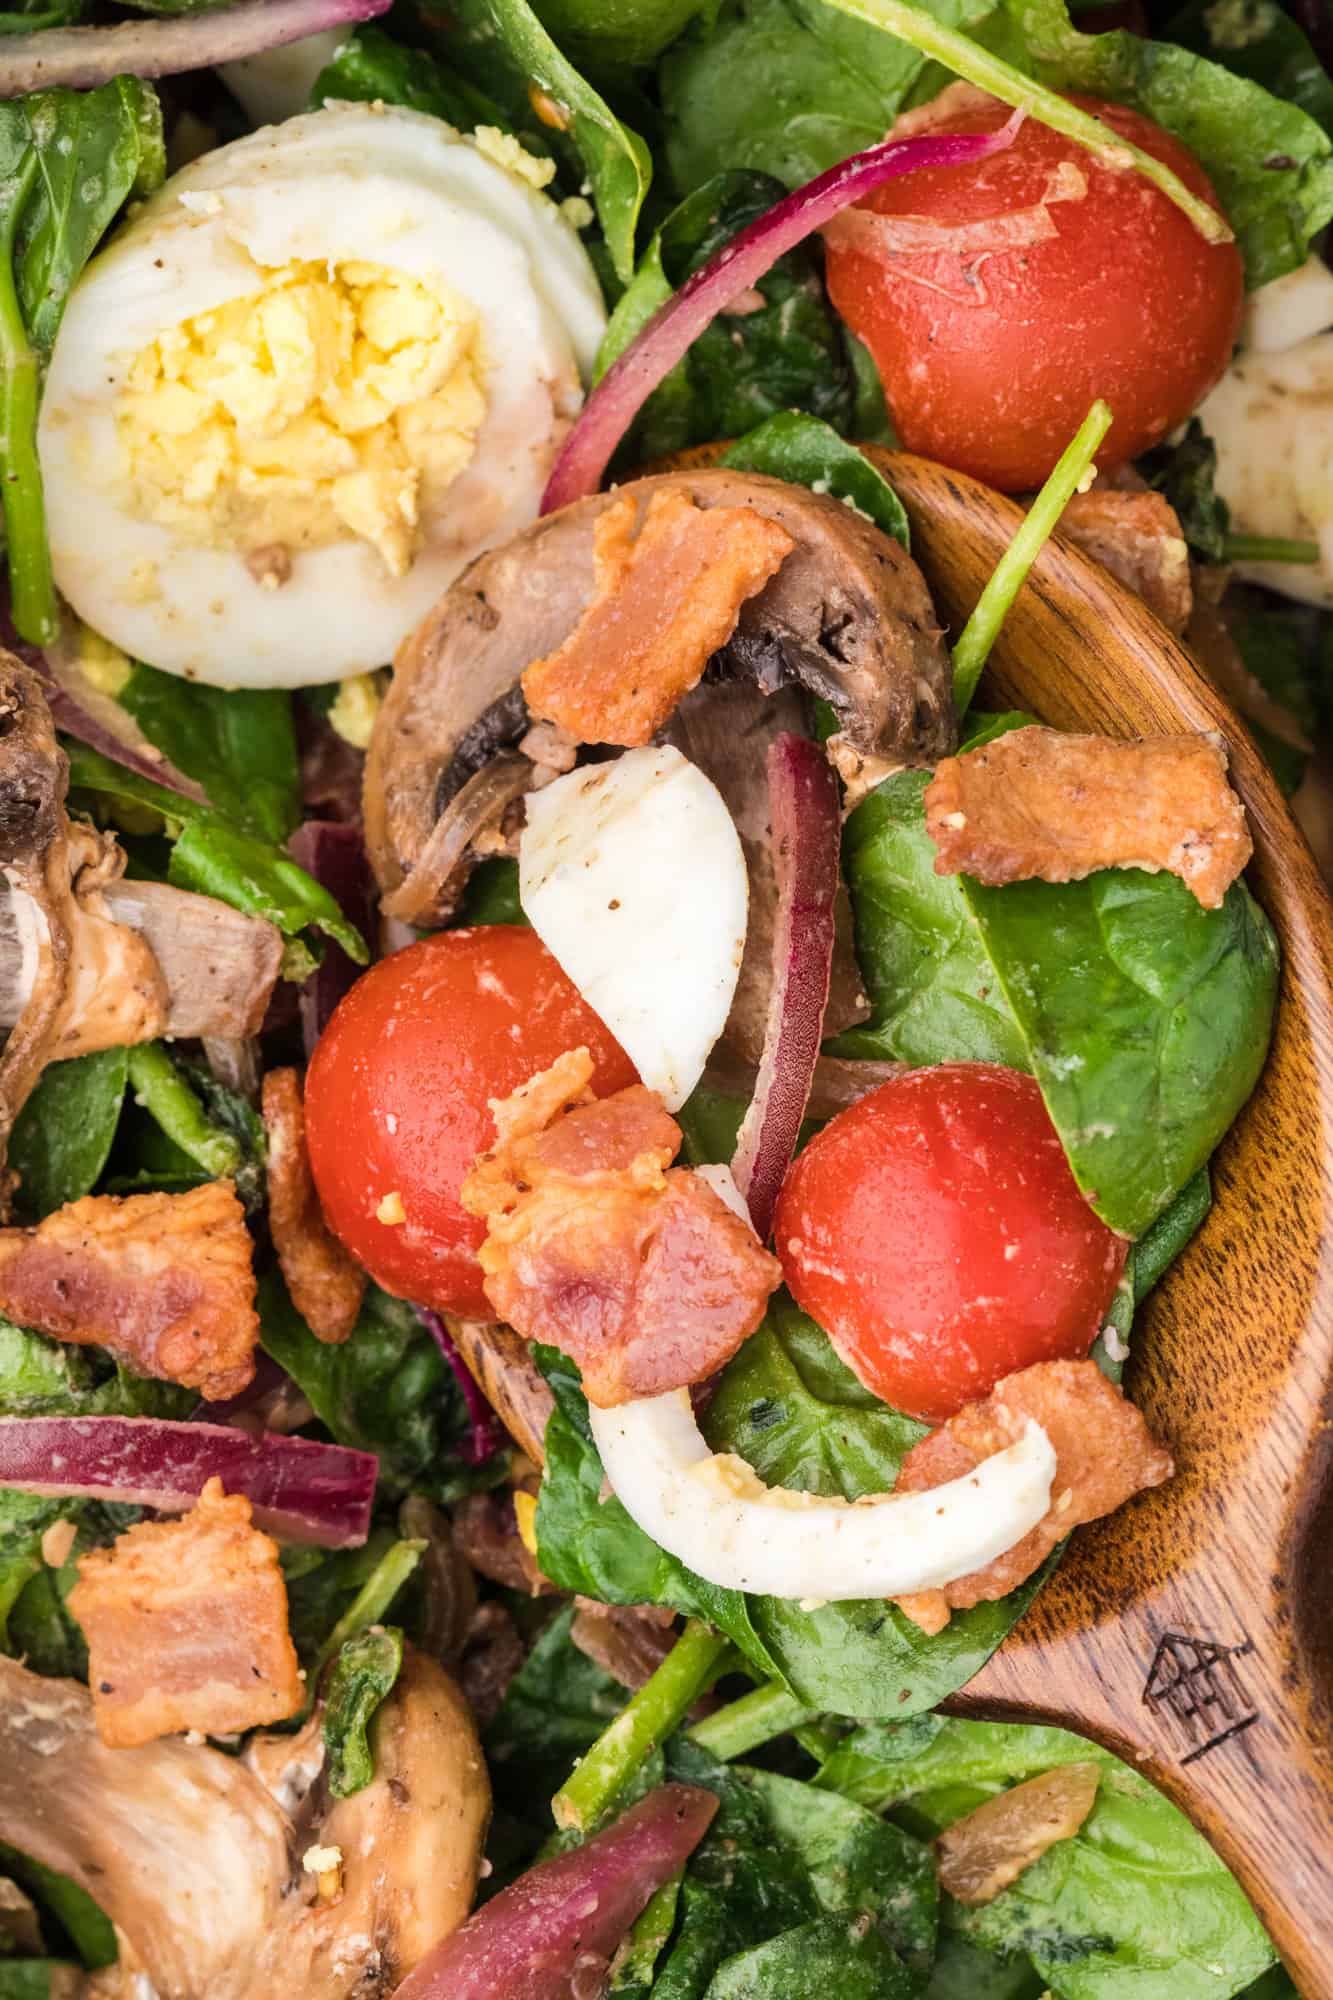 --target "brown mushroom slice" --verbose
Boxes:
[0,1647,489,2000]
[365,470,955,922]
